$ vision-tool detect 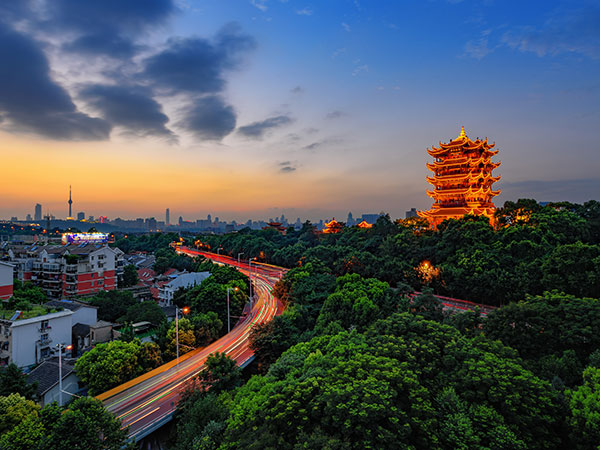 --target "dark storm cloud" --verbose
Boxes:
[64,34,139,58]
[0,2,254,143]
[303,137,343,152]
[142,24,256,94]
[303,142,321,151]
[237,115,293,139]
[80,85,174,138]
[502,4,600,58]
[326,110,346,119]
[0,1,33,24]
[49,0,176,57]
[0,23,110,140]
[178,96,236,140]
[278,161,297,173]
